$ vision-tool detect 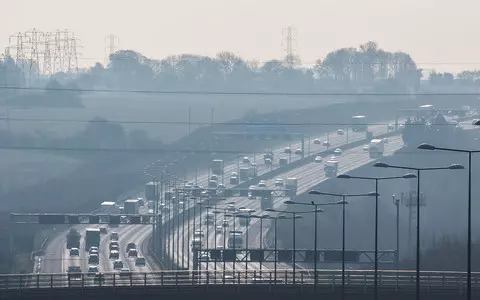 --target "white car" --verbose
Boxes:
[242,157,250,163]
[382,138,389,144]
[363,145,369,151]
[314,156,323,163]
[258,180,267,187]
[334,148,343,155]
[323,141,330,147]
[337,129,344,135]
[274,179,284,186]
[231,171,238,177]
[313,139,321,145]
[119,268,131,277]
[227,205,236,212]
